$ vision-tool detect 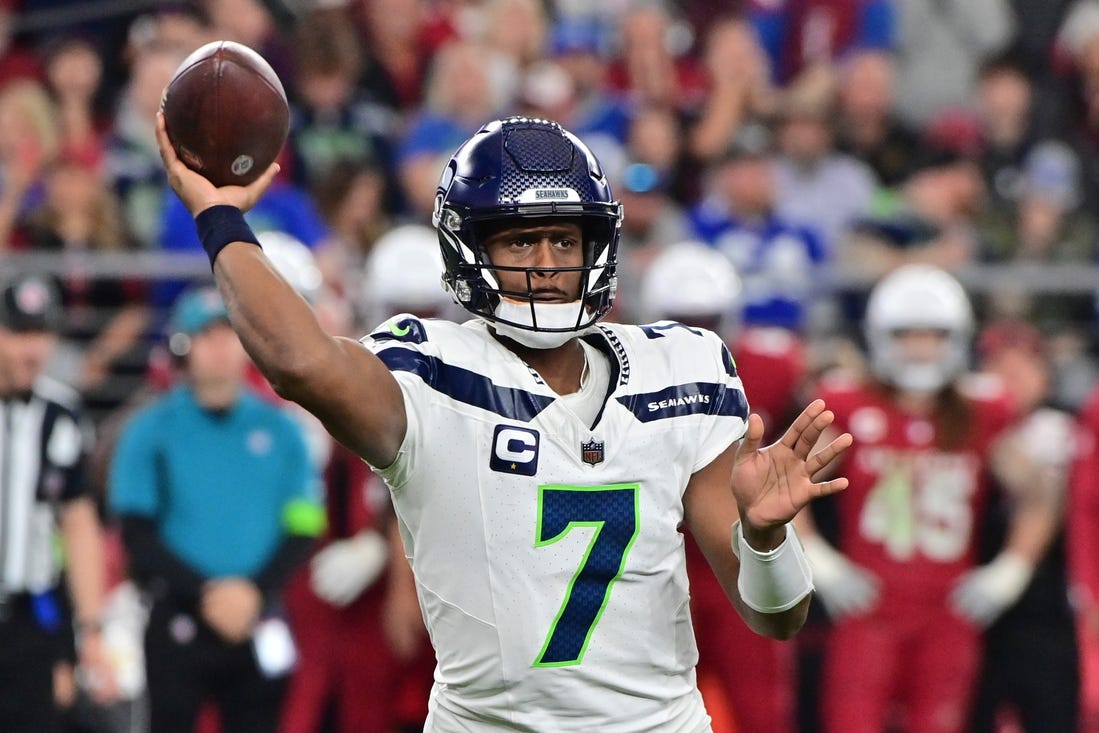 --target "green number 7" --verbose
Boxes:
[533,483,640,667]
